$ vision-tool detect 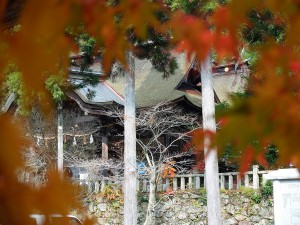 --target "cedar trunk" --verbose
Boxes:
[143,167,156,225]
[123,53,138,225]
[200,52,222,225]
